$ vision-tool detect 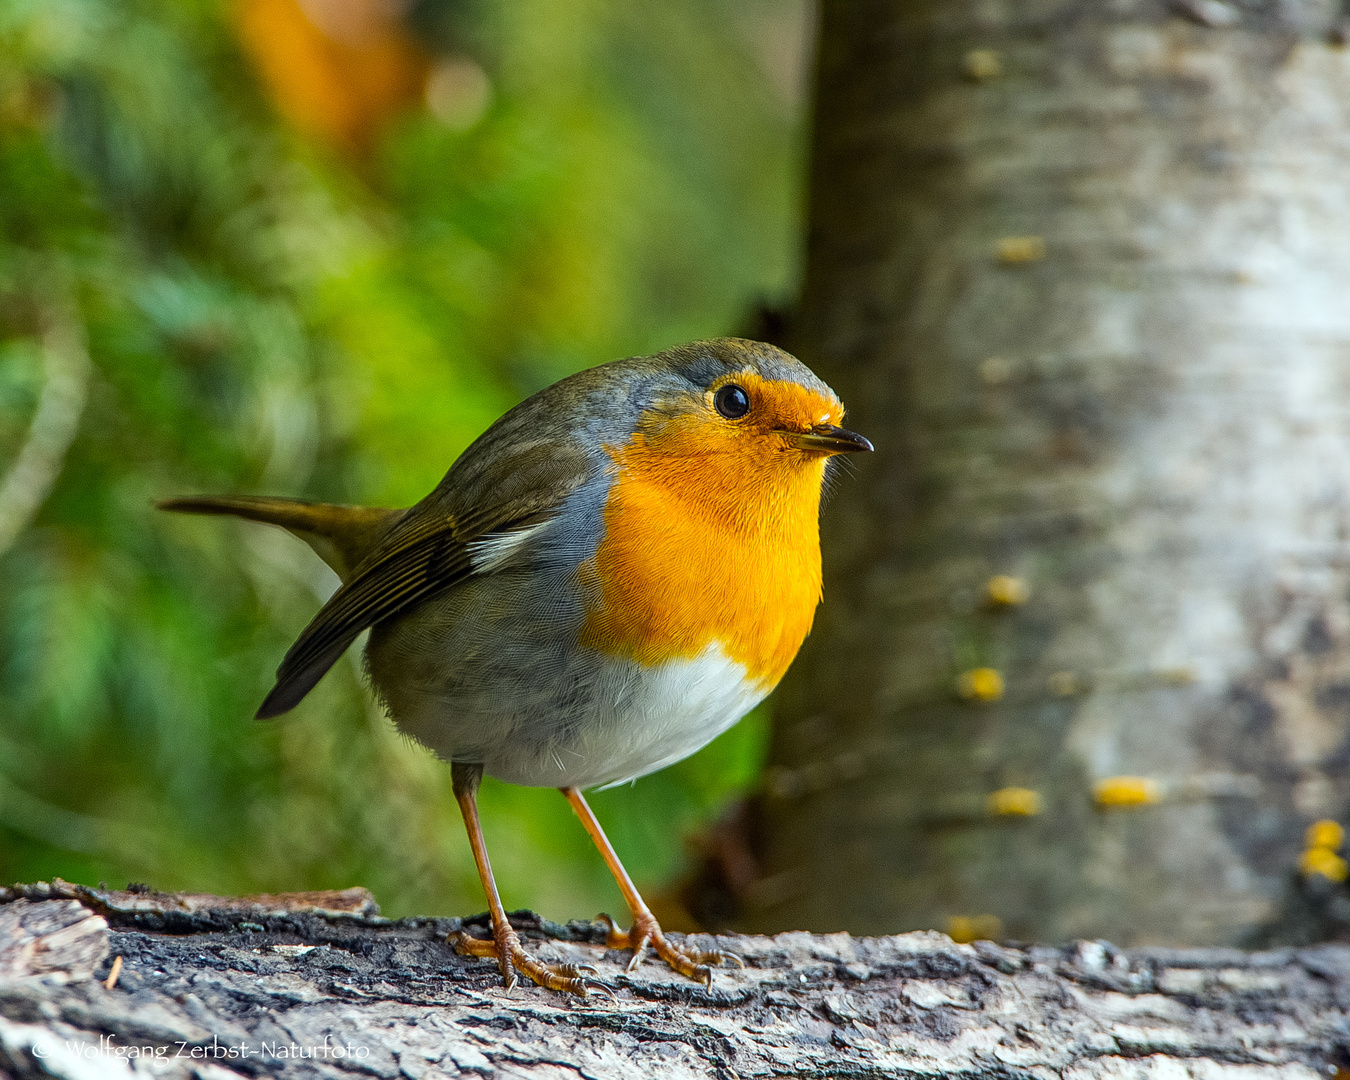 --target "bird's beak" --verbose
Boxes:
[780,423,874,455]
